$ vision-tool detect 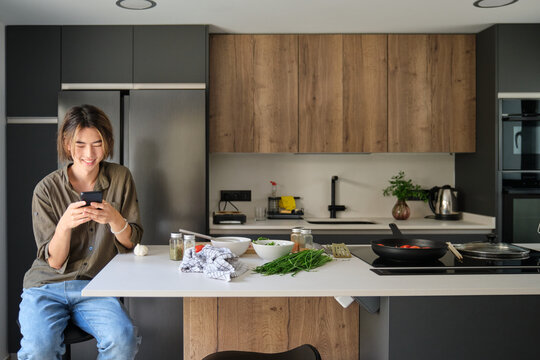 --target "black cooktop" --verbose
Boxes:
[350,246,540,275]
